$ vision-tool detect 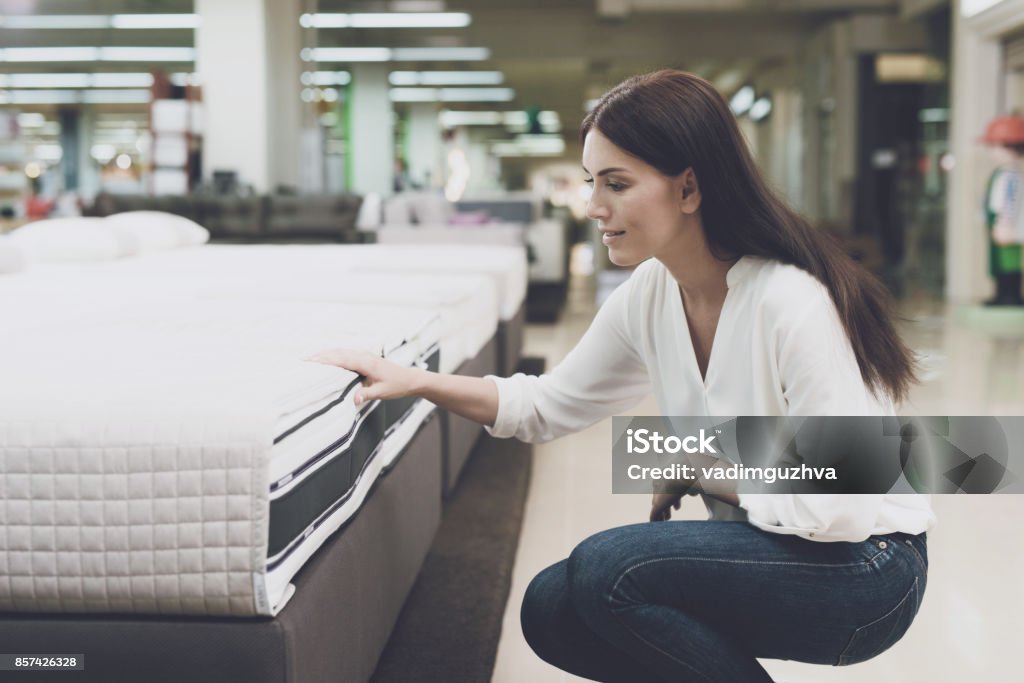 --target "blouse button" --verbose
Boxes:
[878,541,888,550]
